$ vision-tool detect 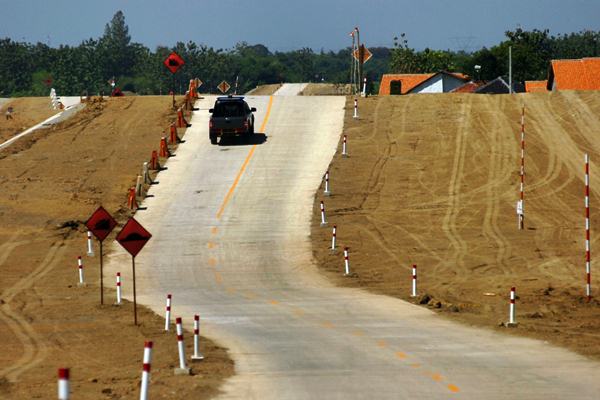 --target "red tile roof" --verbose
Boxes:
[379,72,469,95]
[451,81,483,93]
[379,74,434,95]
[550,58,600,90]
[525,80,548,93]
